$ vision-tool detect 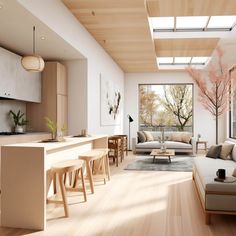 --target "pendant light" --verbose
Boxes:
[21,26,45,72]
